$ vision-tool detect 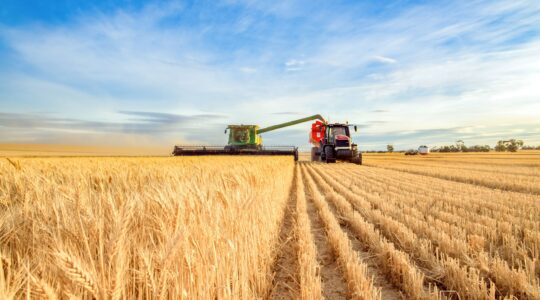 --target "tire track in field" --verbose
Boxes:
[270,172,300,299]
[303,174,349,299]
[320,191,404,300]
